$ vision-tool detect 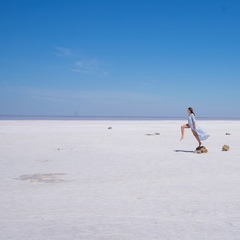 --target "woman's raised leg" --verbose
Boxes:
[180,124,189,141]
